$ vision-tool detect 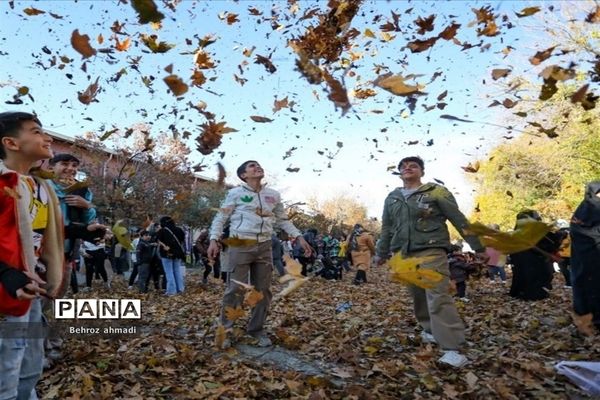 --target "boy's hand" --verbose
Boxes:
[296,236,312,257]
[12,270,47,300]
[65,195,92,209]
[207,240,220,259]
